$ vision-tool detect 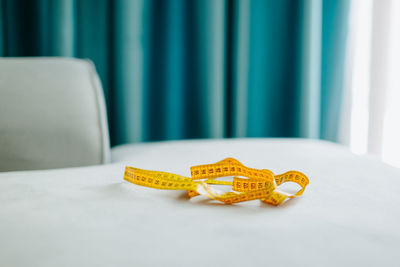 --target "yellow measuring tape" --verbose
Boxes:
[124,158,309,206]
